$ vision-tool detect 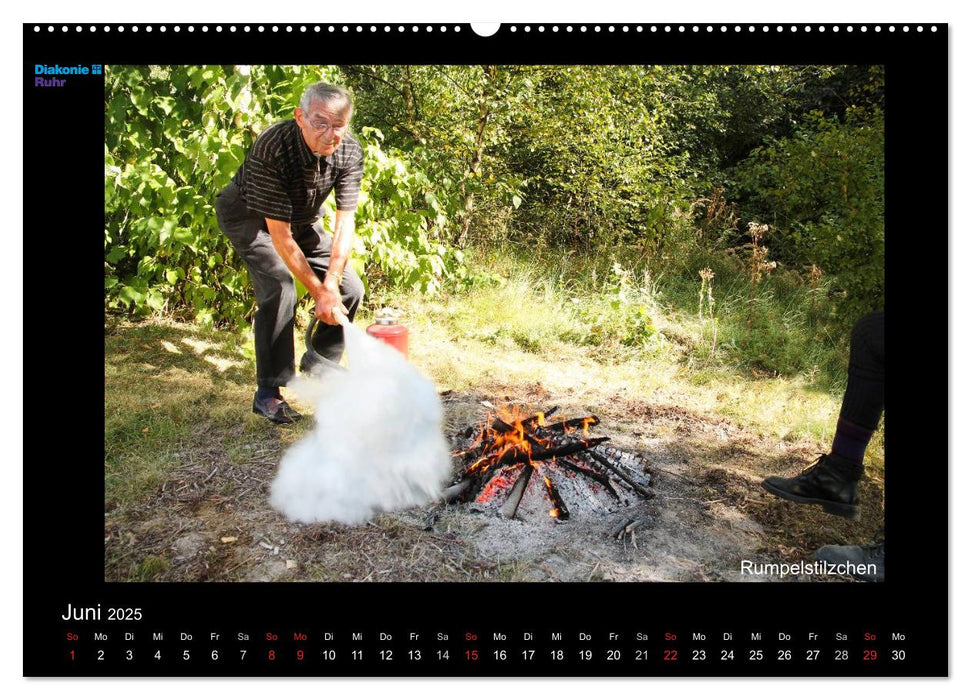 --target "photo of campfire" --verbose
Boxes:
[19,11,958,682]
[104,62,887,584]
